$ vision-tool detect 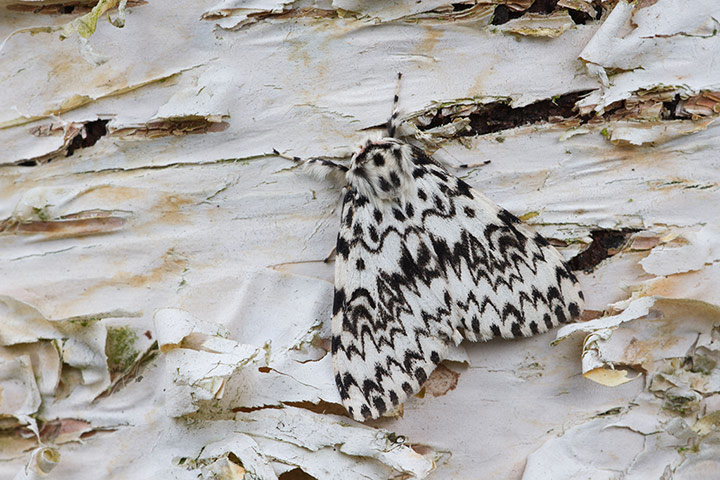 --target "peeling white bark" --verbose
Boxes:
[1,0,720,478]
